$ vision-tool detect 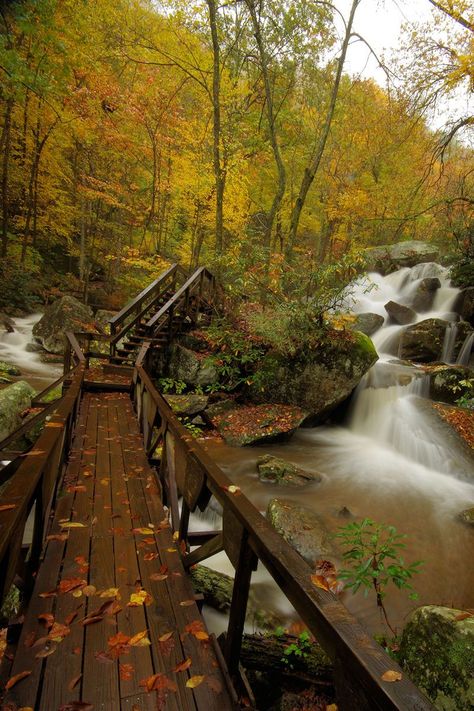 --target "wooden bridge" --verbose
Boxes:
[0,265,435,710]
